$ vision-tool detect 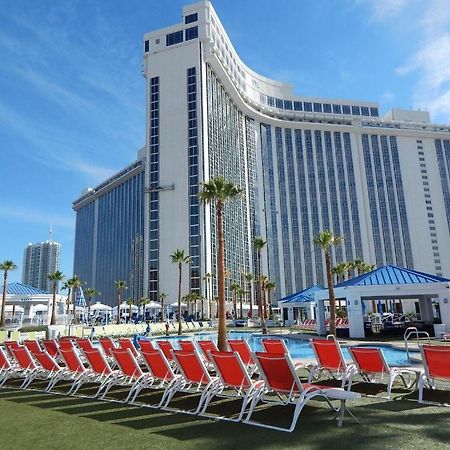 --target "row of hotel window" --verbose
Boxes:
[260,96,379,117]
[144,25,199,53]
